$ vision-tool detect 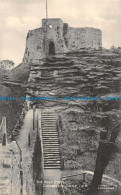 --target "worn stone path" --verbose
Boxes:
[17,109,36,195]
[17,109,33,150]
[43,169,62,195]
